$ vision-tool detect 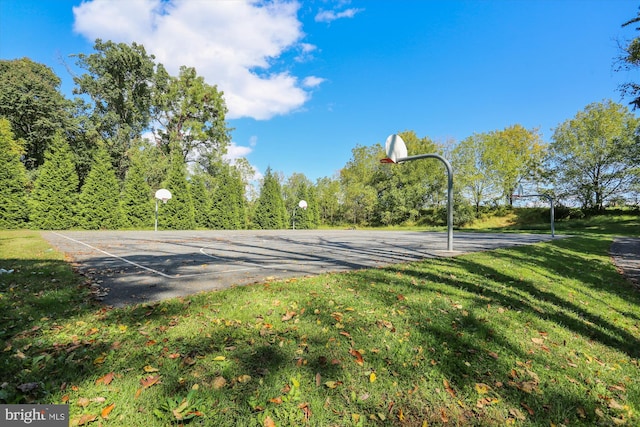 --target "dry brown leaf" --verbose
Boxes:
[531,338,544,345]
[76,414,97,425]
[349,348,364,366]
[77,397,90,407]
[487,351,499,360]
[140,374,161,389]
[101,403,115,419]
[521,402,534,415]
[316,372,322,387]
[281,311,296,321]
[264,416,276,427]
[443,379,456,398]
[299,402,312,421]
[95,372,114,386]
[213,376,227,390]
